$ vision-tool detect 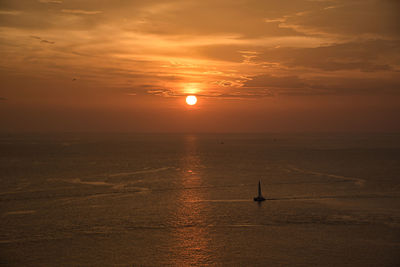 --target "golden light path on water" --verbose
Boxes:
[168,135,212,265]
